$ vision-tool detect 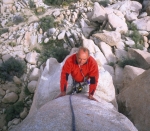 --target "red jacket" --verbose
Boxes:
[60,54,99,96]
